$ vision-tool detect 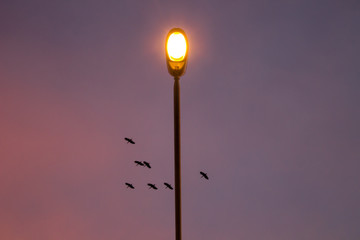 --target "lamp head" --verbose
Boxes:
[165,28,188,78]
